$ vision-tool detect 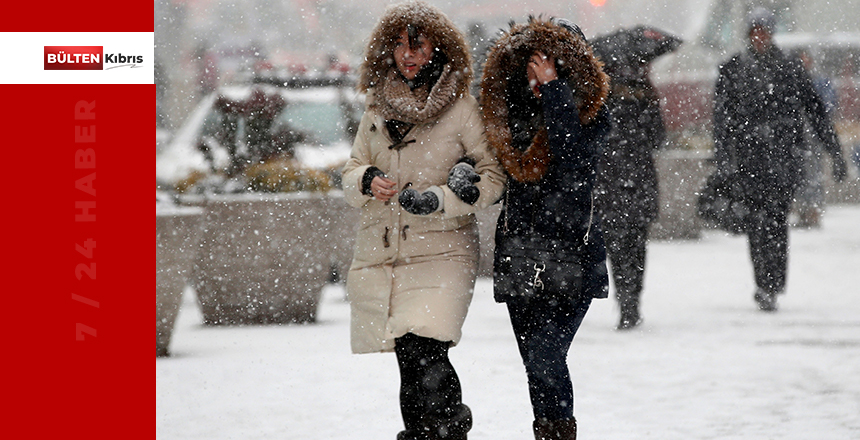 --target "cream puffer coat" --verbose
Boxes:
[343,90,505,353]
[342,0,505,354]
